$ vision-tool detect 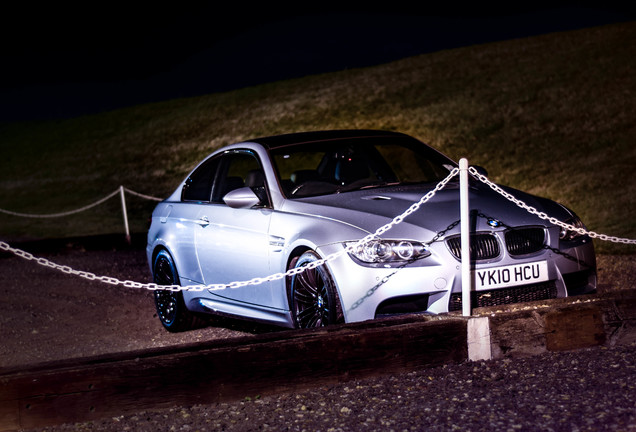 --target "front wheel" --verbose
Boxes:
[288,251,341,328]
[153,250,204,332]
